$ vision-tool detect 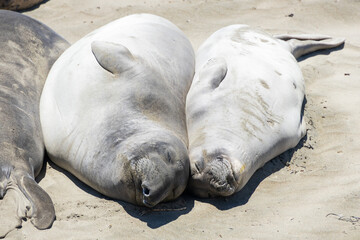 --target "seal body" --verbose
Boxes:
[0,0,44,10]
[40,14,194,207]
[186,25,344,197]
[0,10,69,235]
